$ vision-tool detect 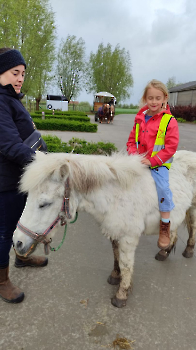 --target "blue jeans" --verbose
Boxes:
[0,190,26,268]
[150,167,175,212]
